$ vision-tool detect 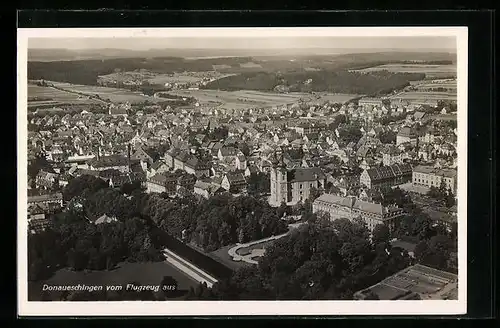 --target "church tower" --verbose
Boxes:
[269,147,288,207]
